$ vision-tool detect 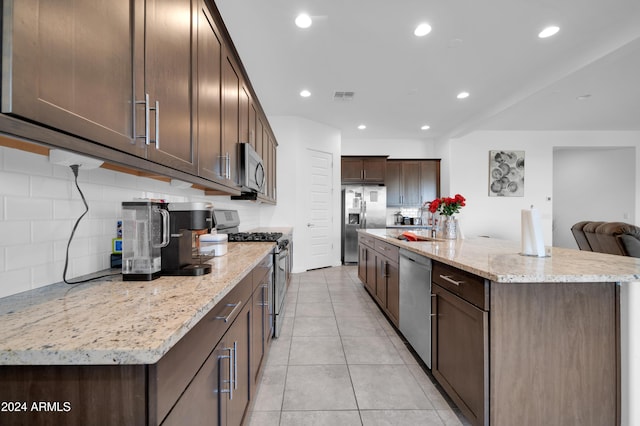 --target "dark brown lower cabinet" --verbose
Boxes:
[357,234,400,327]
[432,283,488,426]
